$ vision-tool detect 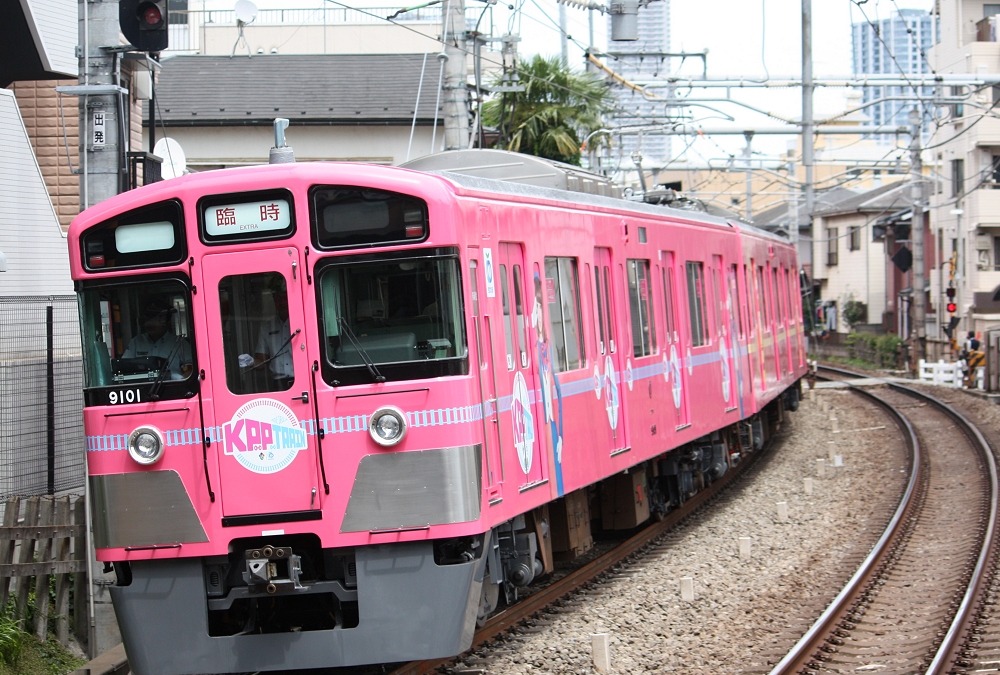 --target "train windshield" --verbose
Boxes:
[77,278,196,403]
[318,251,467,385]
